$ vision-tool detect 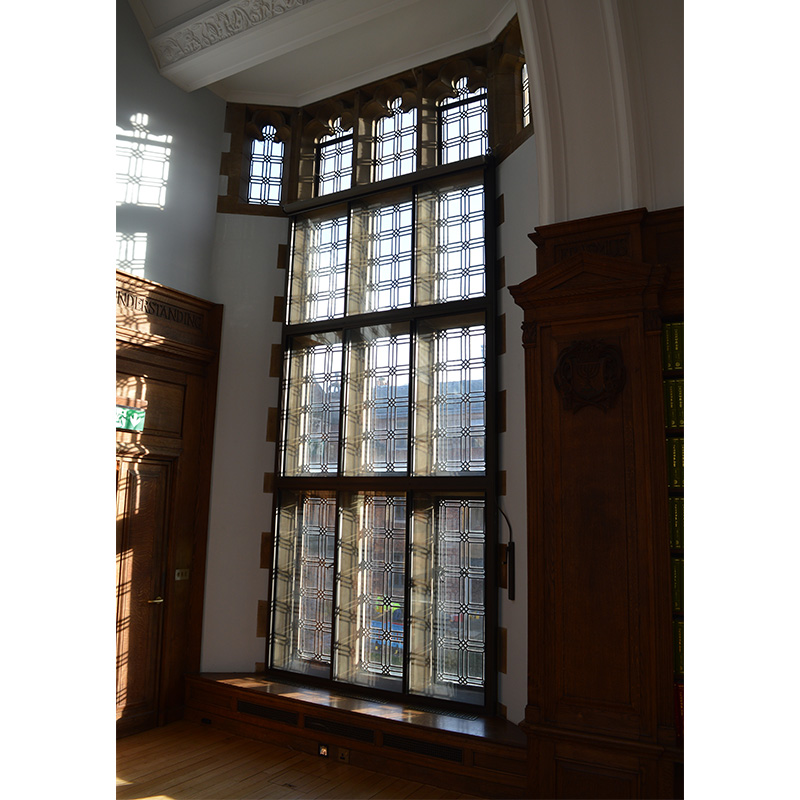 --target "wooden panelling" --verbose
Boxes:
[116,458,171,737]
[510,209,683,798]
[116,271,222,738]
[117,373,185,437]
